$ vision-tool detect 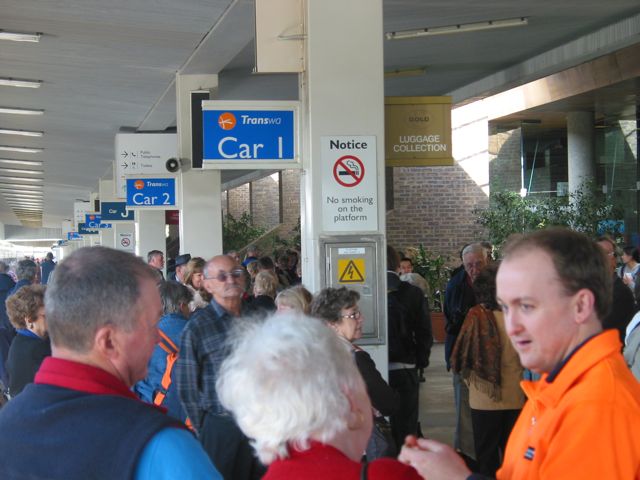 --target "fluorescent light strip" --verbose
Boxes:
[0,77,42,88]
[5,194,43,200]
[0,128,43,137]
[0,183,43,189]
[0,30,41,42]
[385,17,528,40]
[8,203,43,207]
[0,107,44,115]
[0,187,43,193]
[0,168,42,175]
[0,176,42,182]
[0,158,42,166]
[0,146,43,153]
